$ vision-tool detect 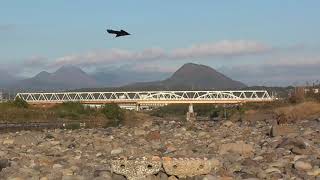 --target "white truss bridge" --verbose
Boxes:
[16,90,274,105]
